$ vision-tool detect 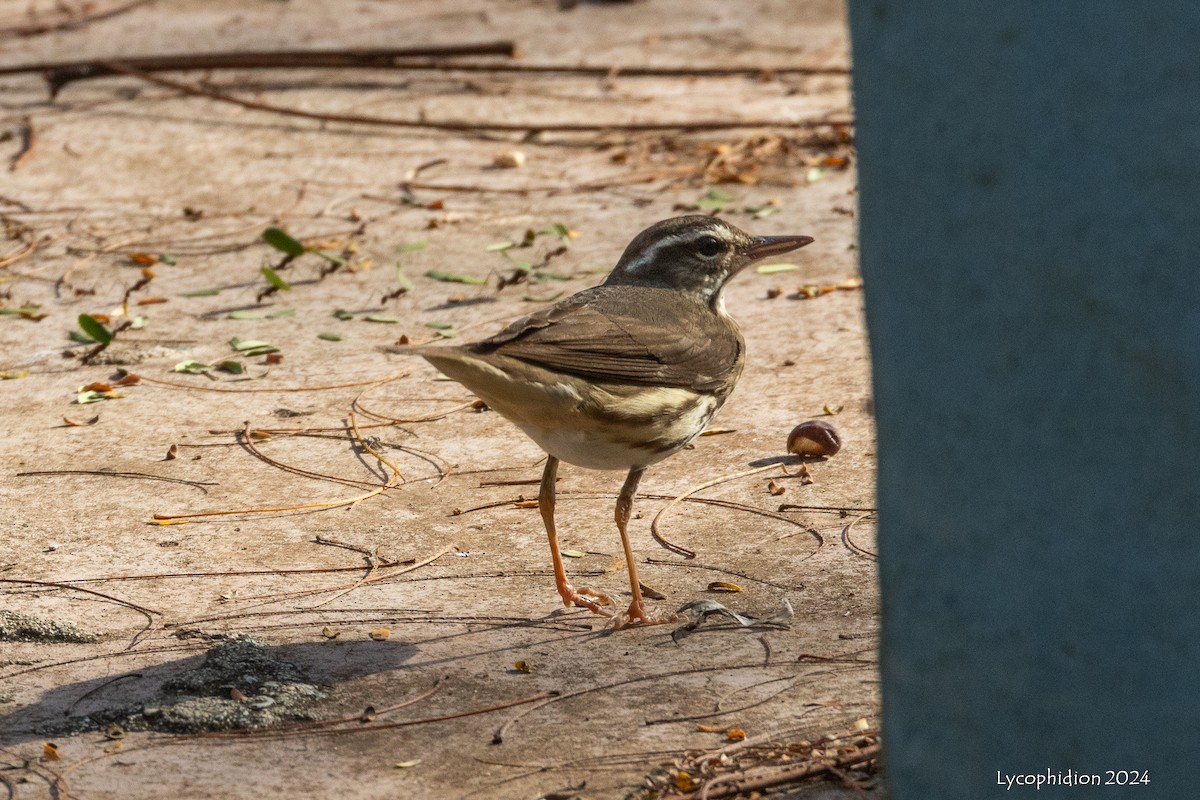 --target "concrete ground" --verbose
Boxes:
[0,1,877,798]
